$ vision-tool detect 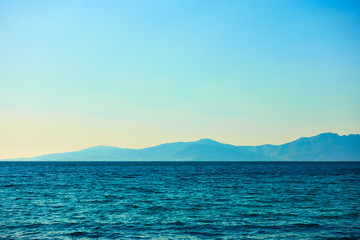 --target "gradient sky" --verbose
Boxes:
[1,0,360,159]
